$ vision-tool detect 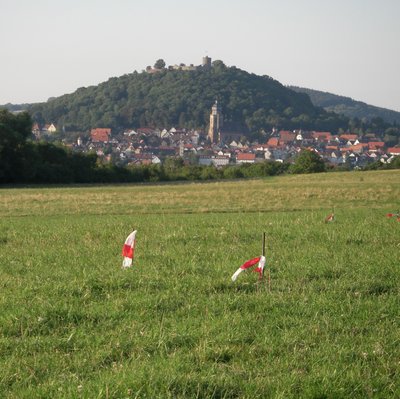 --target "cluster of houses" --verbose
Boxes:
[32,122,57,138]
[28,57,400,169]
[262,129,400,168]
[37,124,400,169]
